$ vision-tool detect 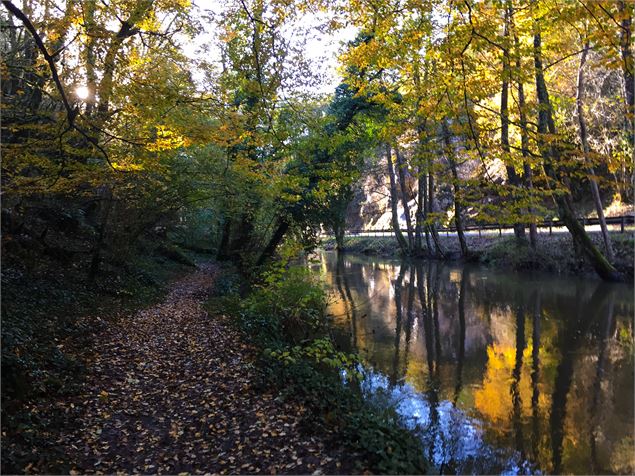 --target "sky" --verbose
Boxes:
[181,0,358,96]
